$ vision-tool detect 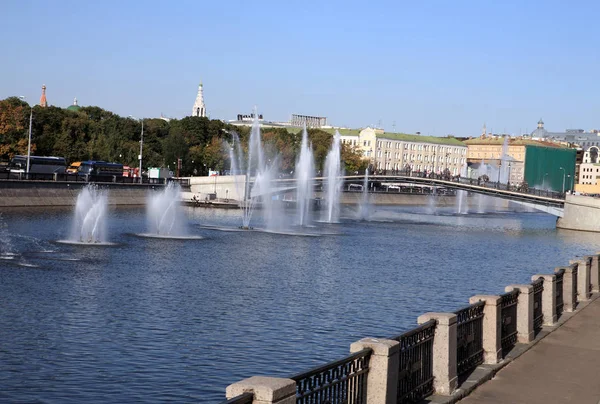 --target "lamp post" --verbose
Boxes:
[129,115,144,183]
[559,167,566,194]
